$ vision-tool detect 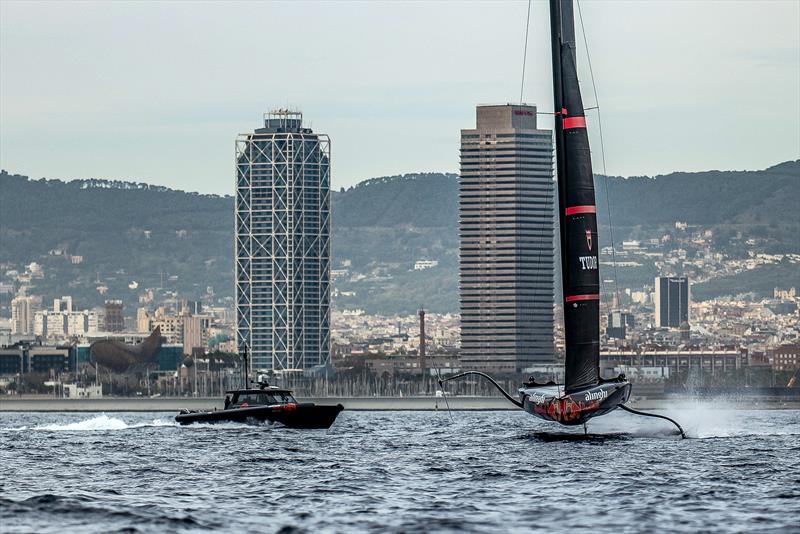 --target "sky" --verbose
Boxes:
[1,0,798,195]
